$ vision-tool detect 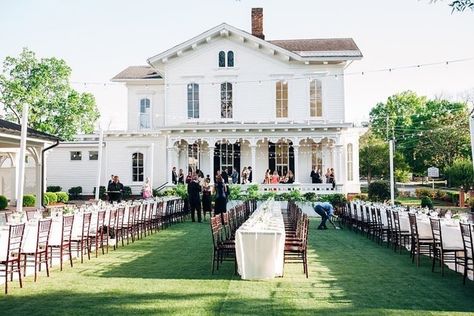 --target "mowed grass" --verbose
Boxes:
[0,218,473,315]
